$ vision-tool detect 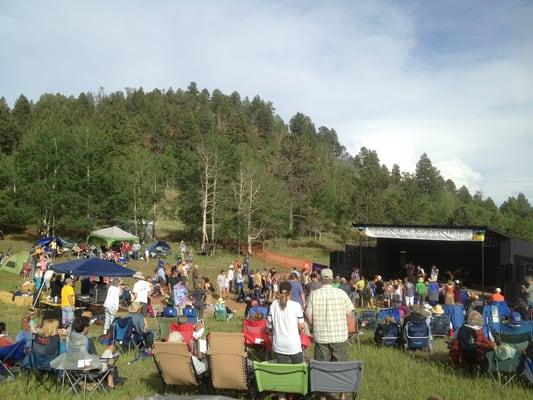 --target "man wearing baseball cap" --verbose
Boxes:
[61,277,76,328]
[307,268,354,400]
